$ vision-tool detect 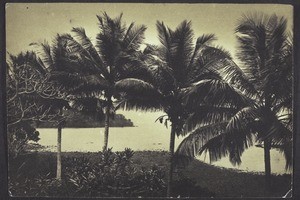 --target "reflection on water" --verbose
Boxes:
[36,127,291,175]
